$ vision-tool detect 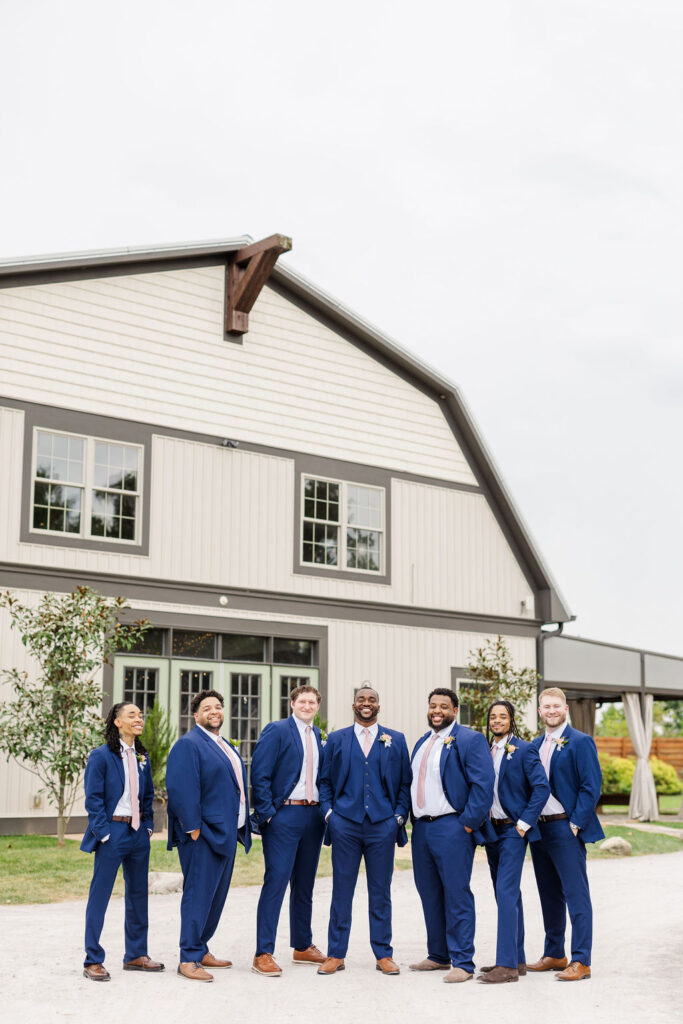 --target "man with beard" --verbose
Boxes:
[478,700,549,985]
[166,689,251,982]
[527,687,604,982]
[317,685,411,976]
[409,688,494,984]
